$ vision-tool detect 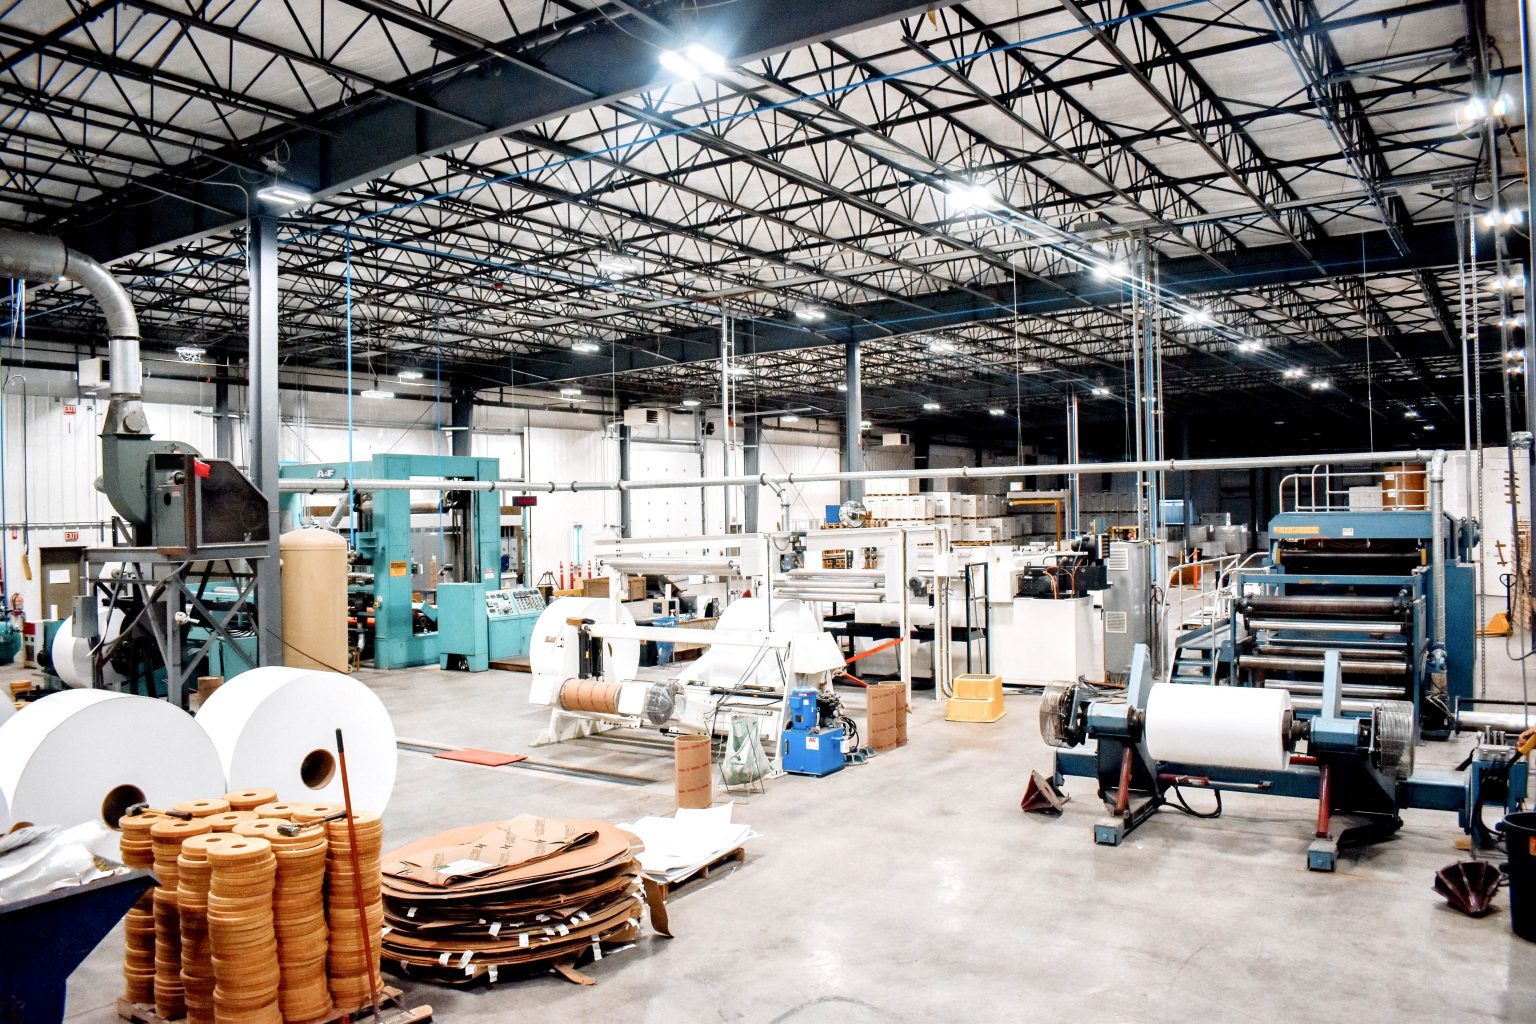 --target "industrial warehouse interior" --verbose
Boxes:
[0,0,1533,1021]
